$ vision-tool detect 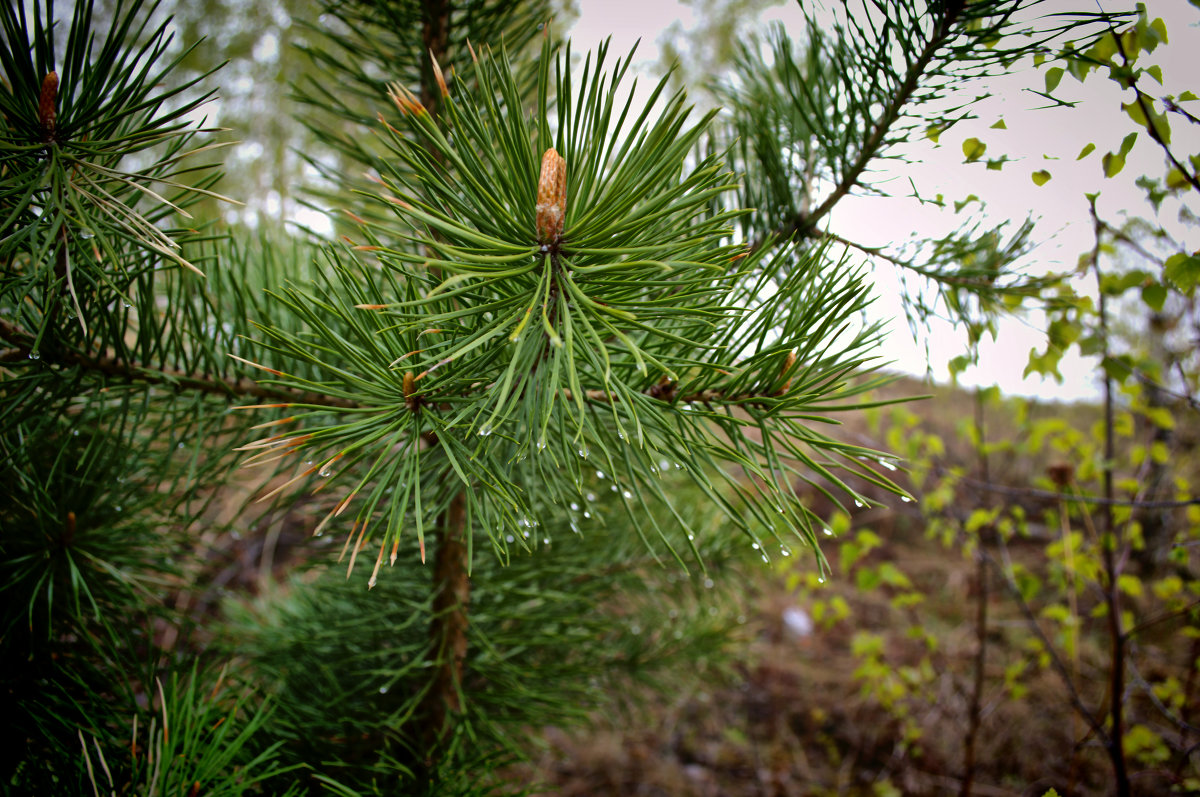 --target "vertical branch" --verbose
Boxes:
[1091,200,1132,797]
[960,387,989,797]
[424,490,469,749]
